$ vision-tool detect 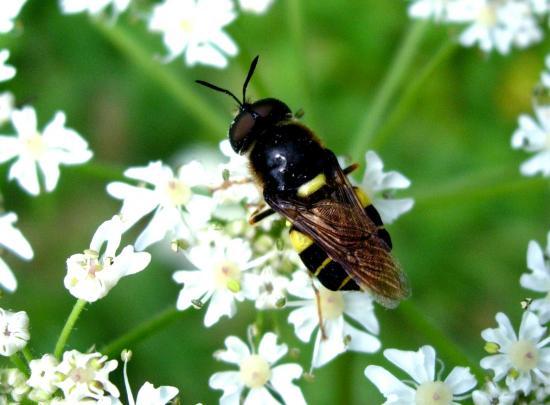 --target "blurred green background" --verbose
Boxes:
[0,0,549,403]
